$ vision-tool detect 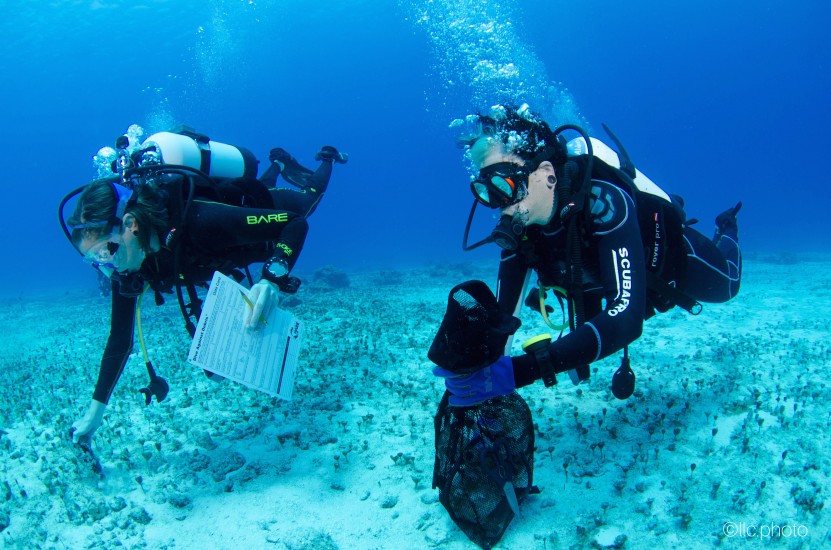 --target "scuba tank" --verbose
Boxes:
[565,135,672,202]
[141,128,258,179]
